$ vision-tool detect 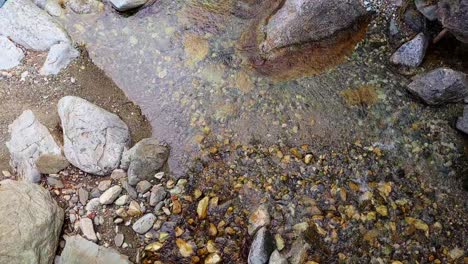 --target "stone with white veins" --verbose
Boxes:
[40,42,79,75]
[58,96,130,175]
[99,185,122,204]
[0,180,64,264]
[0,0,70,51]
[407,68,468,105]
[110,0,147,12]
[60,235,130,264]
[132,213,156,234]
[6,110,62,183]
[80,218,97,242]
[390,33,429,67]
[0,36,24,70]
